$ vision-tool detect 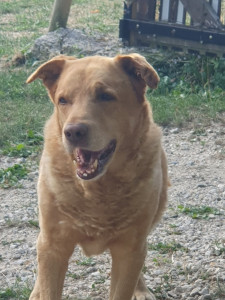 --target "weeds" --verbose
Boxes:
[152,256,171,267]
[2,239,25,246]
[213,240,225,256]
[2,143,31,158]
[76,257,95,266]
[28,220,39,228]
[148,241,188,254]
[67,272,82,280]
[177,205,221,219]
[0,164,28,188]
[216,276,225,298]
[0,280,31,300]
